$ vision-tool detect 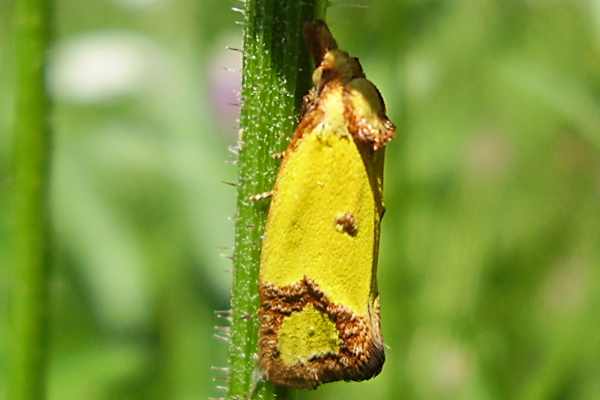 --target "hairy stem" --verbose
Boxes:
[227,1,327,399]
[10,0,53,399]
